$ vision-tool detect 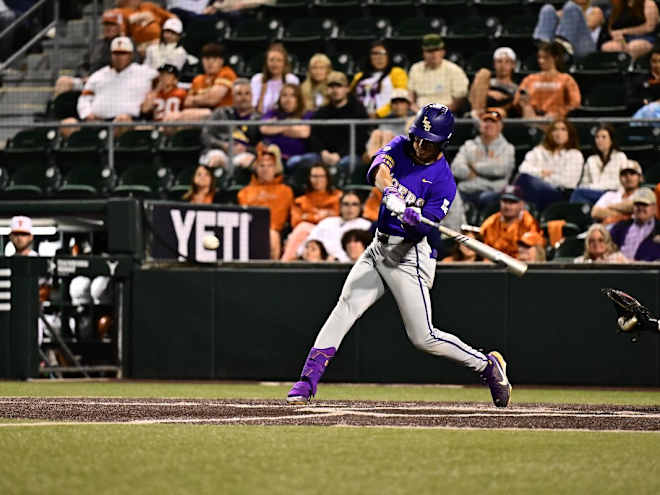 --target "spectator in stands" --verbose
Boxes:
[441,227,487,263]
[574,223,629,263]
[631,87,660,125]
[591,159,643,224]
[302,191,372,262]
[144,17,187,71]
[251,42,300,115]
[480,184,541,258]
[517,231,547,262]
[362,187,382,222]
[469,47,519,119]
[140,64,187,121]
[182,163,217,204]
[281,164,342,261]
[627,44,660,110]
[199,79,260,170]
[408,34,469,113]
[7,216,37,257]
[364,89,415,163]
[300,54,332,113]
[350,40,408,118]
[451,108,515,207]
[288,71,370,172]
[514,118,584,212]
[237,143,294,259]
[513,42,581,120]
[601,0,659,60]
[54,9,126,99]
[116,0,177,56]
[611,187,660,261]
[300,239,329,262]
[259,84,312,165]
[570,124,628,205]
[533,0,605,58]
[75,37,158,125]
[341,229,374,263]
